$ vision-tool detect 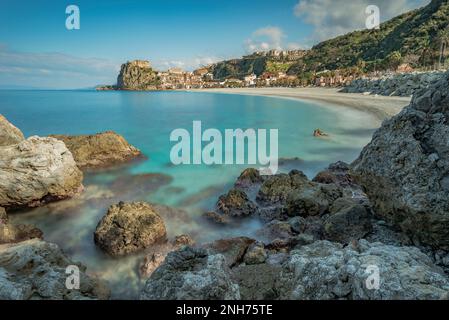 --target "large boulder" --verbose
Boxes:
[352,71,449,249]
[94,202,167,256]
[140,246,240,300]
[0,115,25,146]
[278,240,449,300]
[0,239,110,300]
[51,131,142,170]
[0,136,83,209]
